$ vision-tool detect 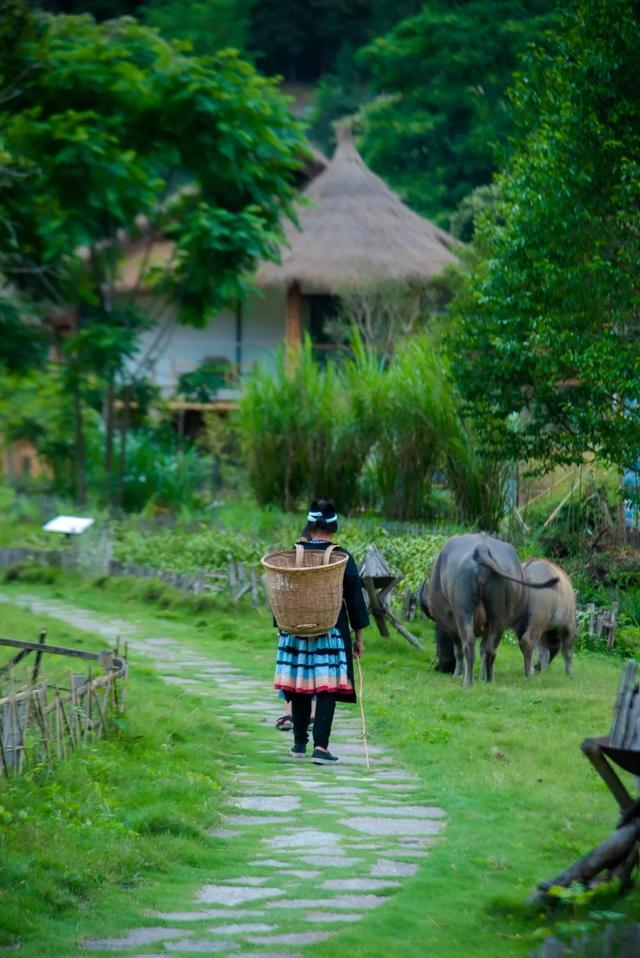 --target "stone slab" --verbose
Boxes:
[269,895,385,911]
[223,877,268,886]
[153,910,266,922]
[236,796,300,813]
[345,805,446,820]
[225,815,285,826]
[83,928,186,949]
[195,886,284,906]
[371,859,419,877]
[246,932,333,946]
[207,923,275,935]
[320,878,400,891]
[305,912,364,924]
[163,942,235,953]
[296,854,361,868]
[341,817,445,837]
[268,829,340,850]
